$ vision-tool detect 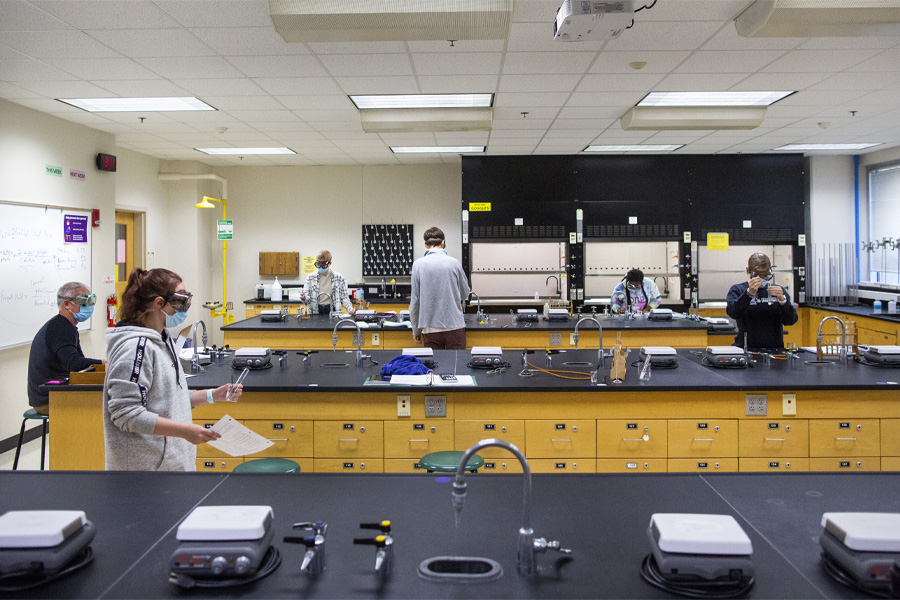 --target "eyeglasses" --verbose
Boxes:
[751,267,775,281]
[165,291,192,312]
[315,261,331,268]
[63,293,97,307]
